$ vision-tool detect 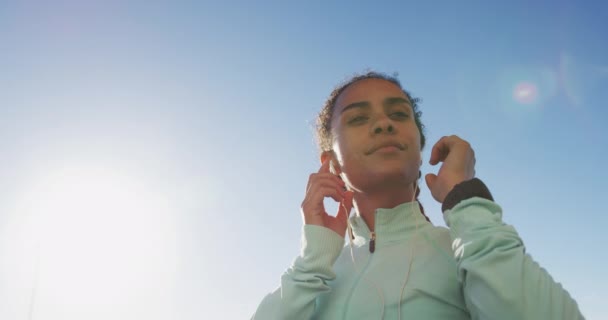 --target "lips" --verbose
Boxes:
[366,141,405,155]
